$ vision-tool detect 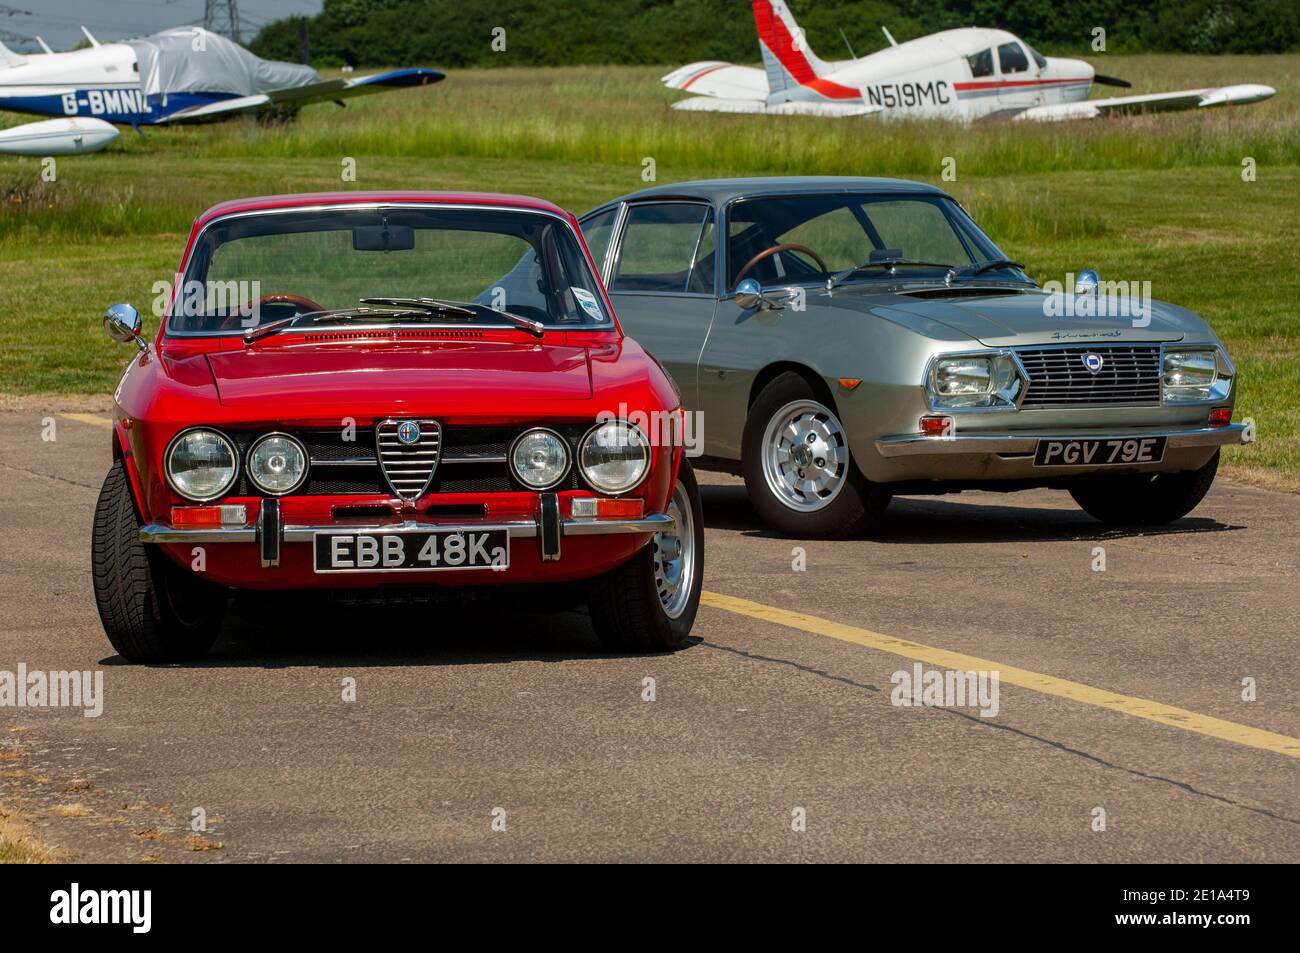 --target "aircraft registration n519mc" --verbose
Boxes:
[663,0,1275,120]
[0,25,442,151]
